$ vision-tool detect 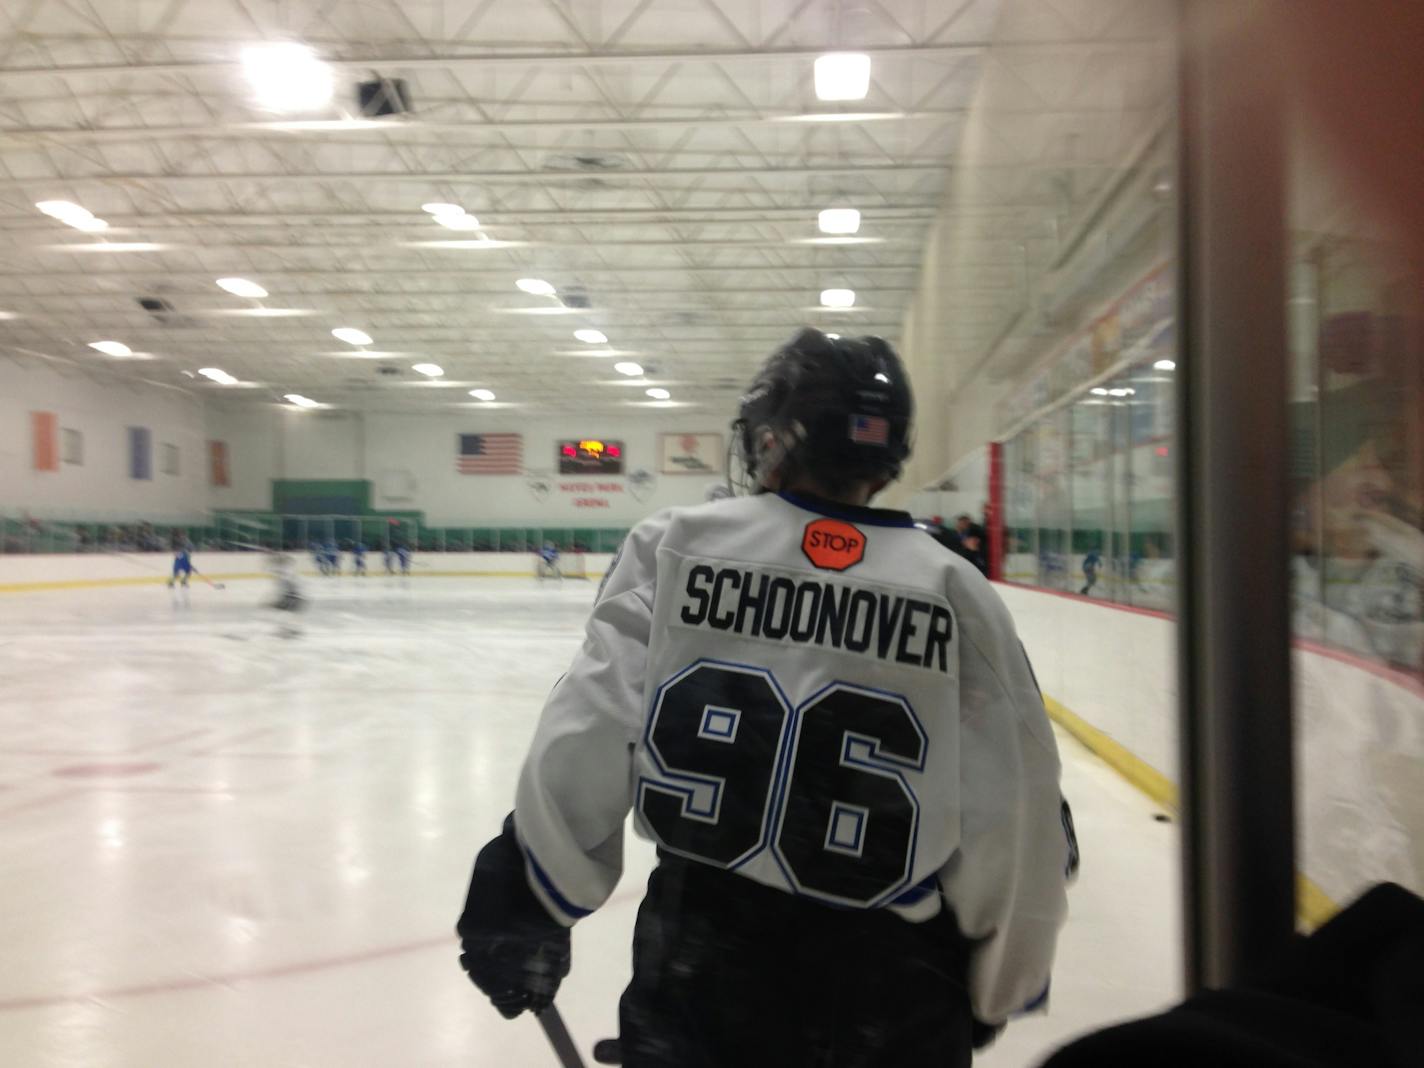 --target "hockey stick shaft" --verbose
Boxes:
[191,568,223,589]
[535,1006,587,1068]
